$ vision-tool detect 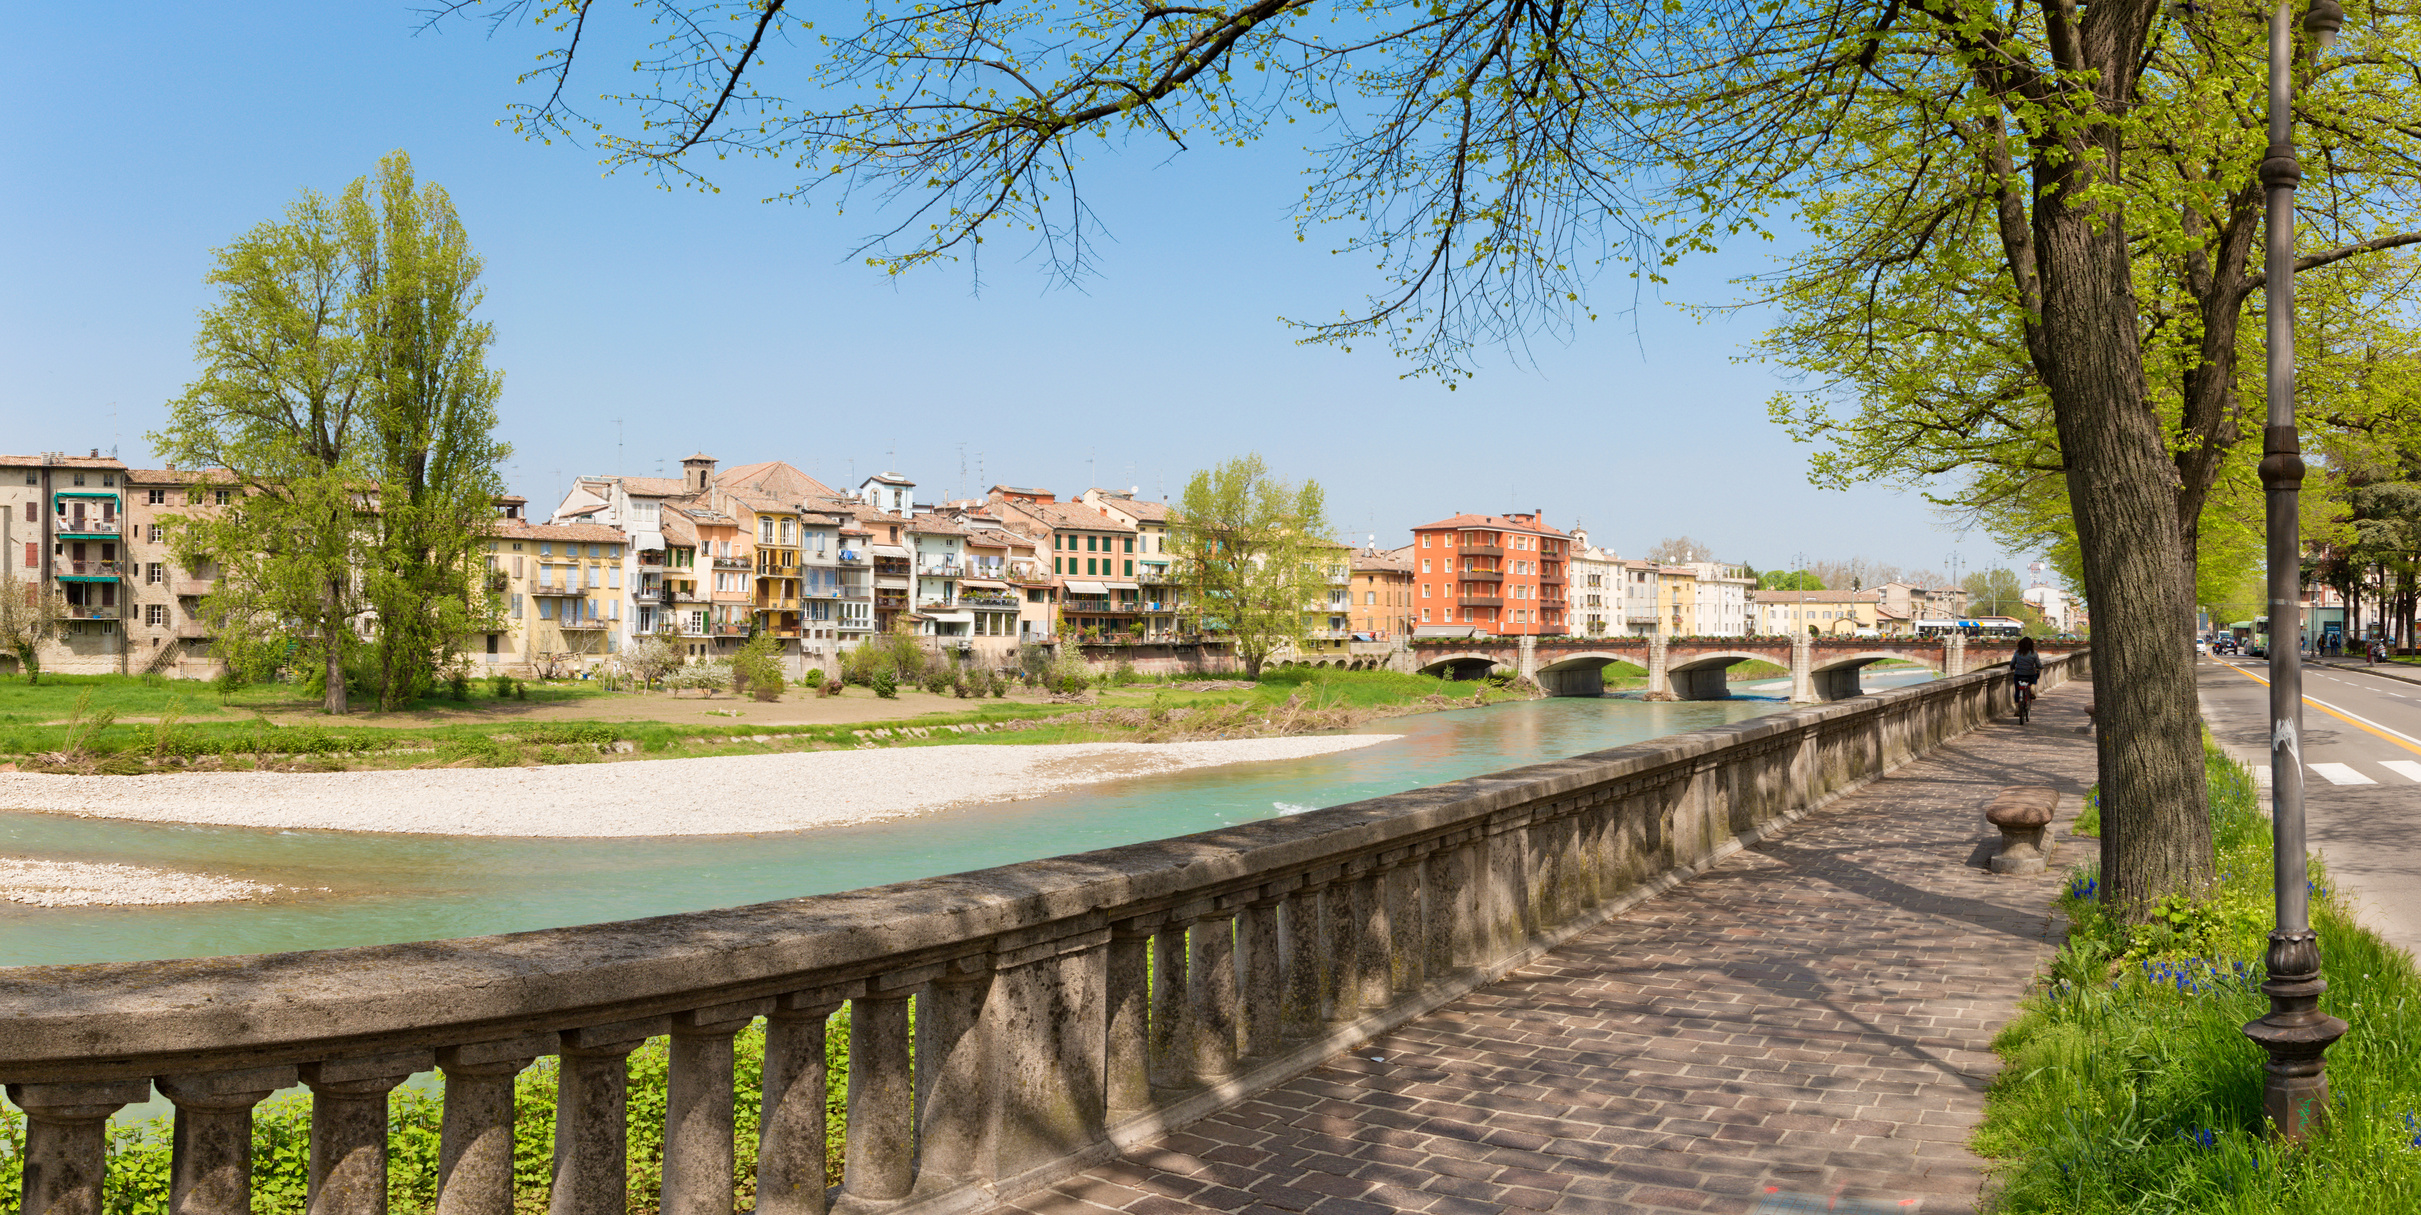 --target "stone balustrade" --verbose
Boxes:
[0,652,2085,1215]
